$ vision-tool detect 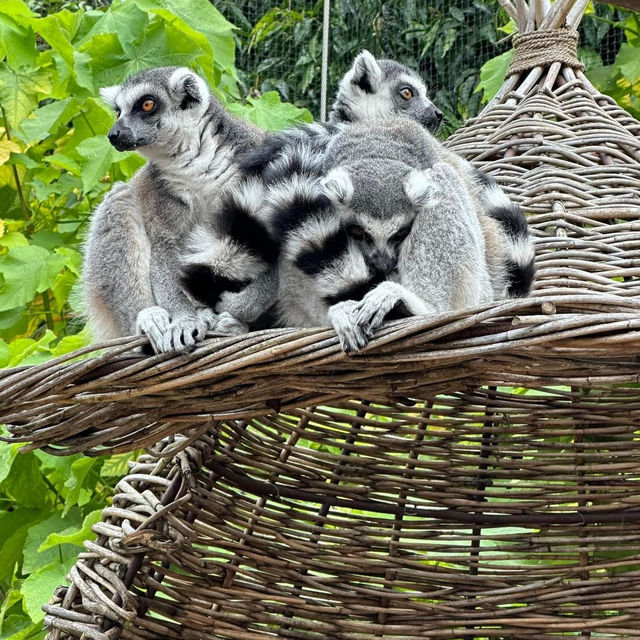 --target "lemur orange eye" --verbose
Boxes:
[141,99,155,112]
[348,225,365,239]
[400,87,413,100]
